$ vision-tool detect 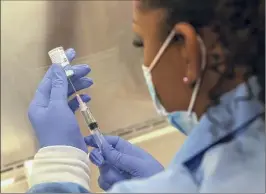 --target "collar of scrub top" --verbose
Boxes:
[172,76,265,168]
